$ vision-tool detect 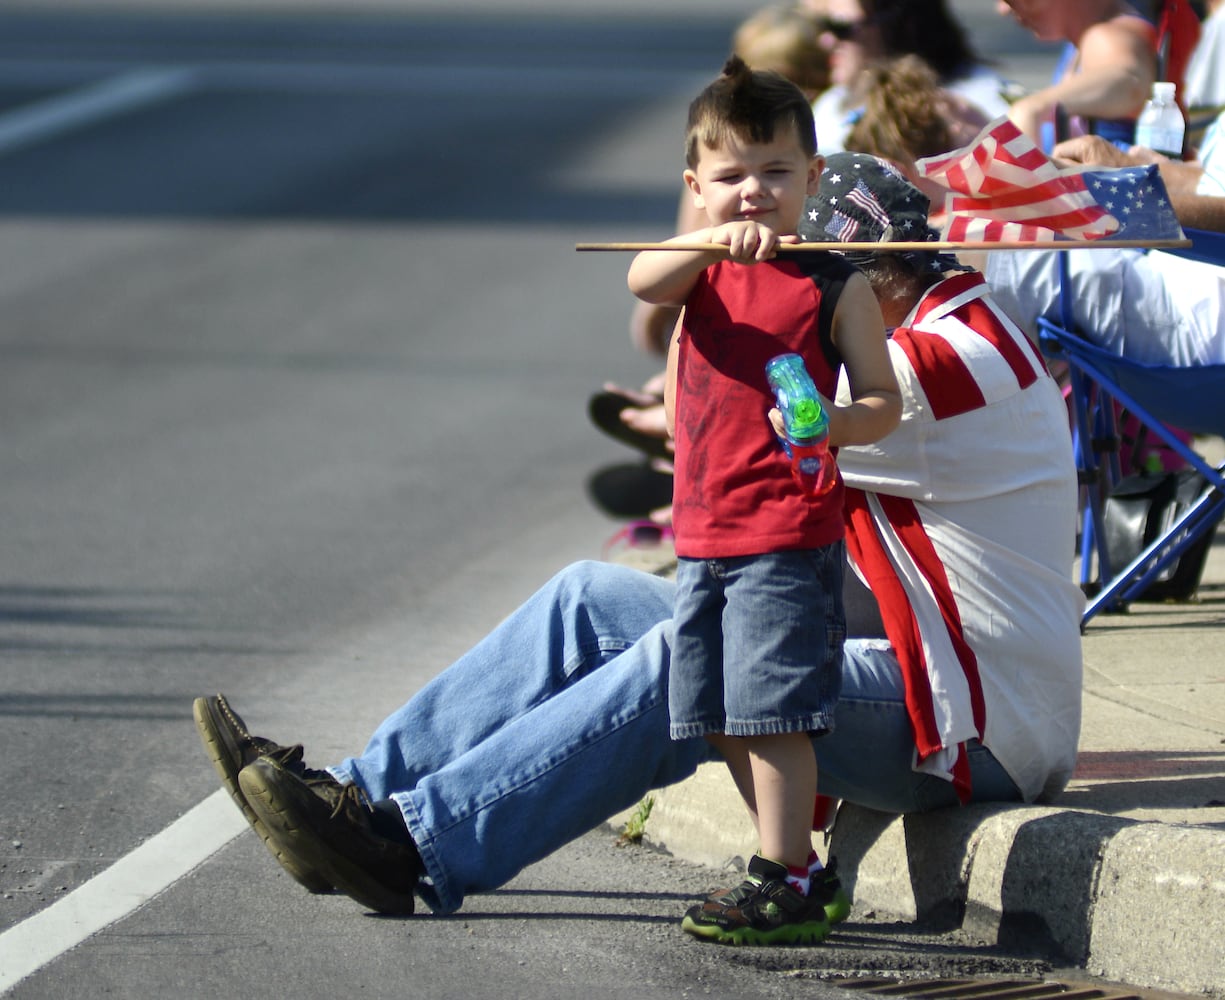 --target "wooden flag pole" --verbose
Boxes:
[575,237,1192,253]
